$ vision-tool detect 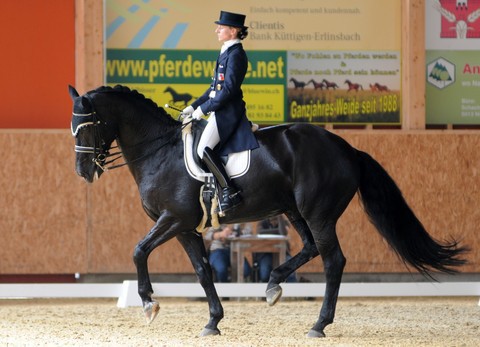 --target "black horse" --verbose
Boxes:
[69,85,467,338]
